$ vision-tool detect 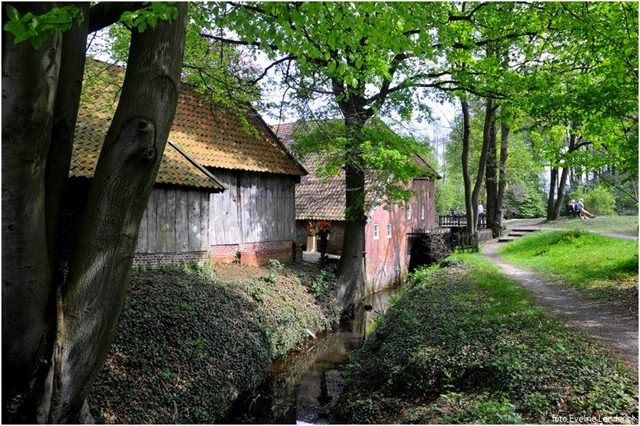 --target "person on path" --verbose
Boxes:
[477,203,484,226]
